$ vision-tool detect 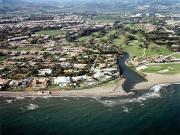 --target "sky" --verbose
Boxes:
[1,0,179,5]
